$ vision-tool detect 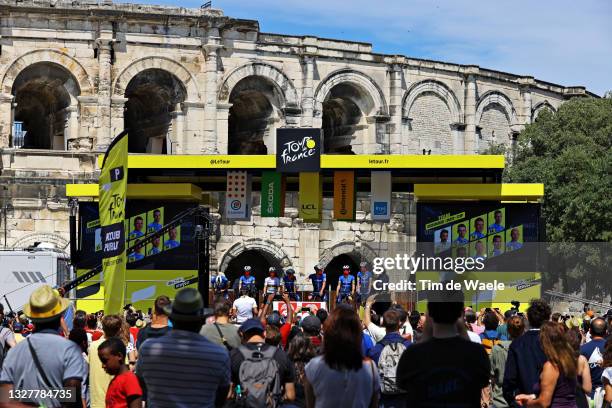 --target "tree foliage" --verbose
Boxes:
[503,97,611,299]
[505,97,612,242]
